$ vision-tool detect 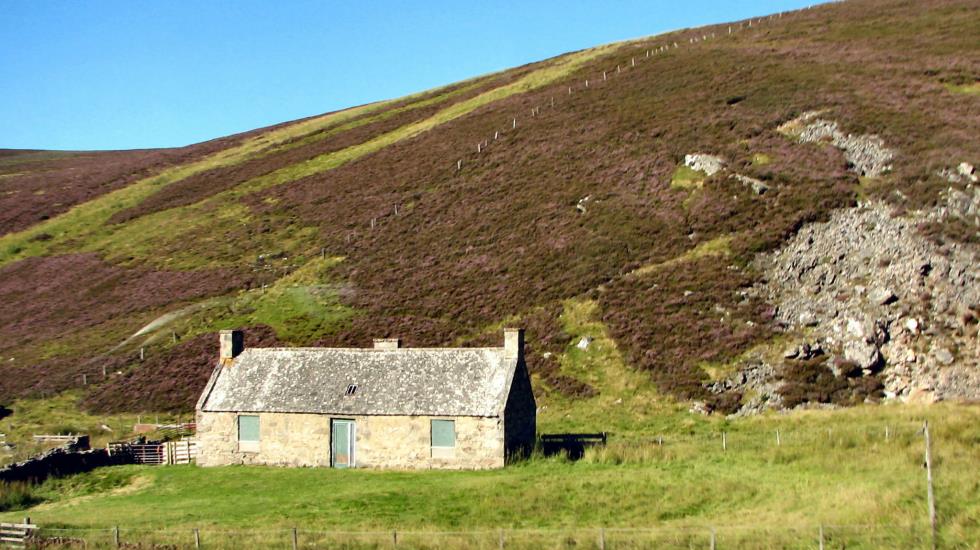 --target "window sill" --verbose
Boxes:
[431,446,456,459]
